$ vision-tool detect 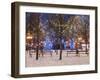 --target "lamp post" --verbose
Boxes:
[76,36,82,56]
[78,37,82,42]
[26,33,33,57]
[78,36,82,49]
[26,33,33,43]
[26,35,33,40]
